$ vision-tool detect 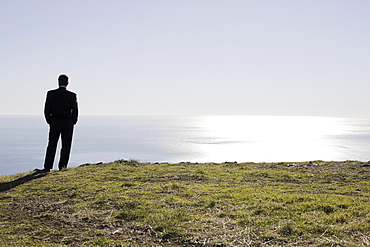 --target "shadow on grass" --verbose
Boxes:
[0,171,48,192]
